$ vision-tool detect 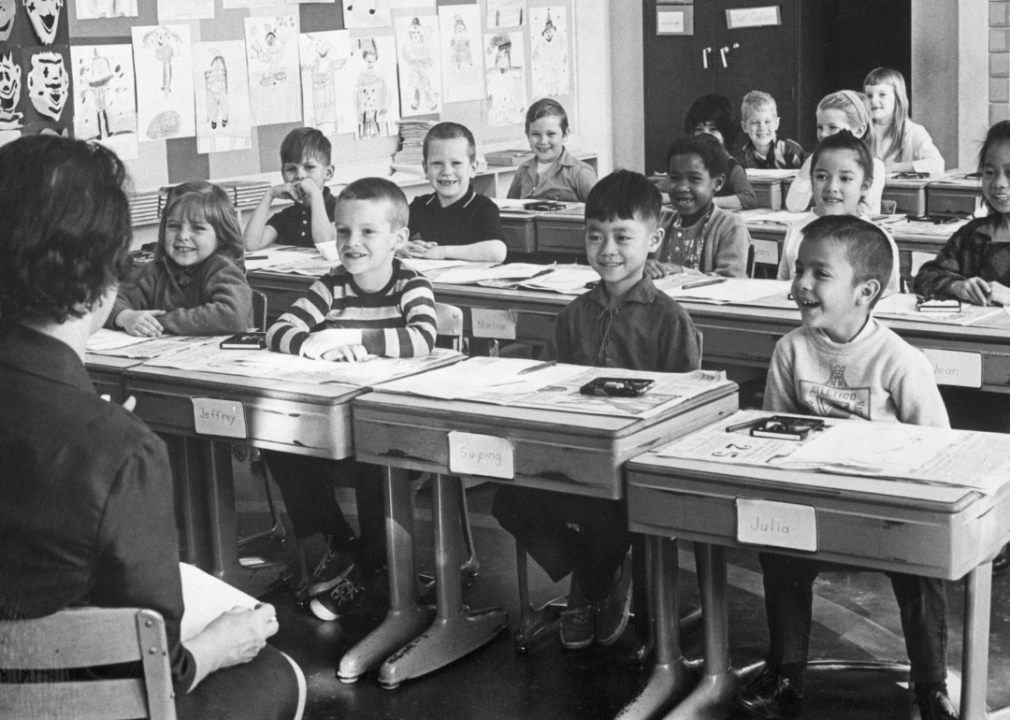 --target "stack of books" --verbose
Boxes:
[485,148,534,166]
[392,120,437,174]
